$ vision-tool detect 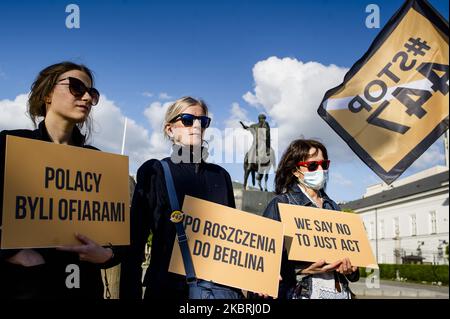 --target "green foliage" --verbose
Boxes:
[342,208,355,214]
[360,264,449,285]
